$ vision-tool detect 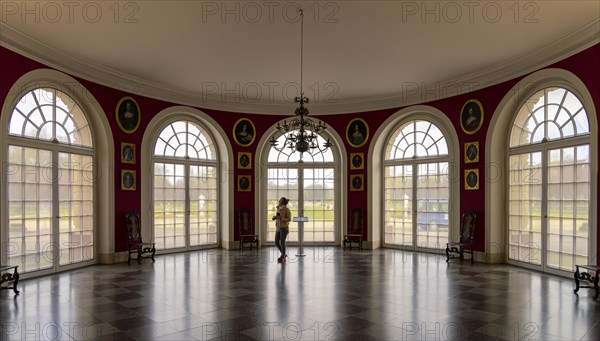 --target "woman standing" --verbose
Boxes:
[273,197,291,263]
